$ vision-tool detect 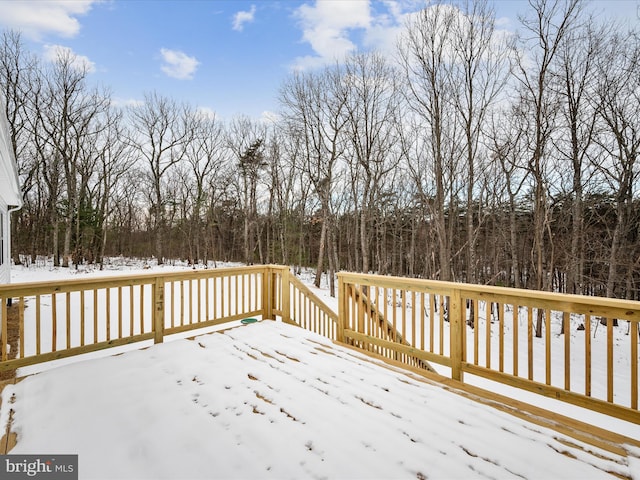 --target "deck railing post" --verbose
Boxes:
[450,288,464,381]
[281,267,291,324]
[1,298,7,361]
[337,274,345,343]
[262,266,273,320]
[153,277,165,344]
